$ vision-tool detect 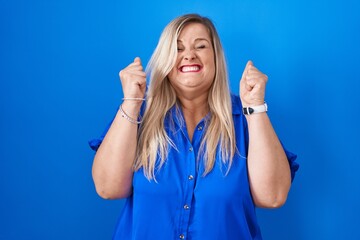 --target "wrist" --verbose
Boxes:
[121,101,142,118]
[242,102,268,115]
[118,104,142,125]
